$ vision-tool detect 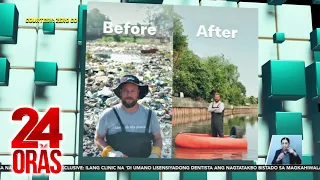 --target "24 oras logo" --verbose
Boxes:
[11,107,63,174]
